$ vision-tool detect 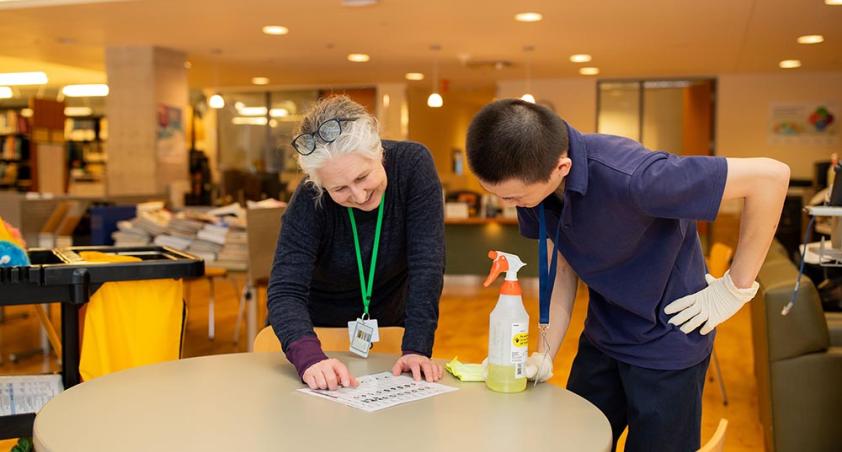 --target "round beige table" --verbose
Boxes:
[34,352,611,452]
